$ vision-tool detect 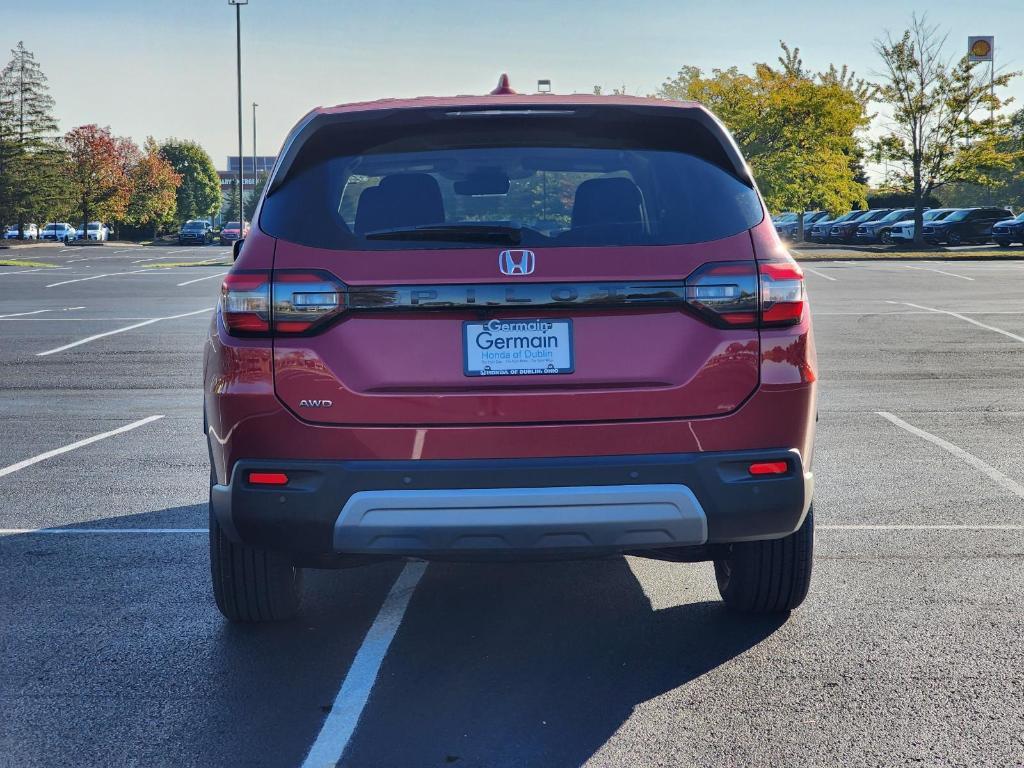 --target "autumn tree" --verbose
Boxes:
[63,125,137,234]
[659,42,872,215]
[125,137,181,236]
[0,42,69,233]
[874,15,1019,244]
[158,139,221,224]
